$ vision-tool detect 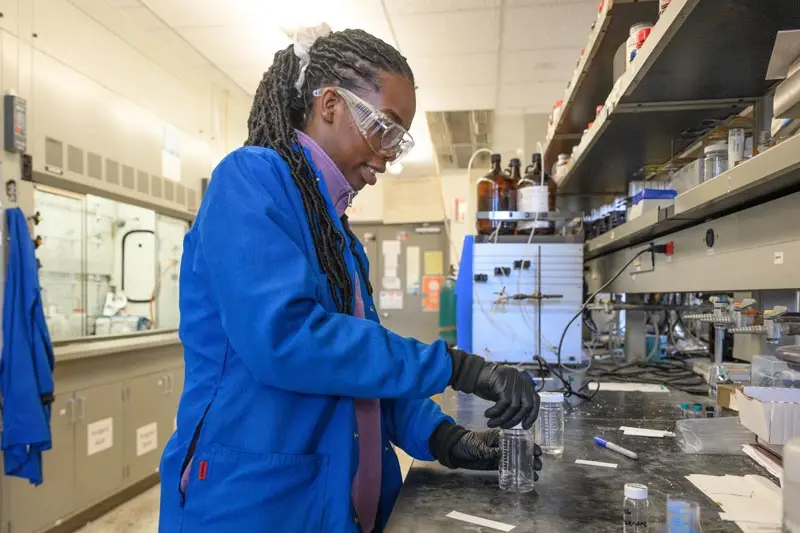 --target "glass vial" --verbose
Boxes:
[623,483,649,533]
[498,427,536,493]
[534,392,565,454]
[476,153,517,235]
